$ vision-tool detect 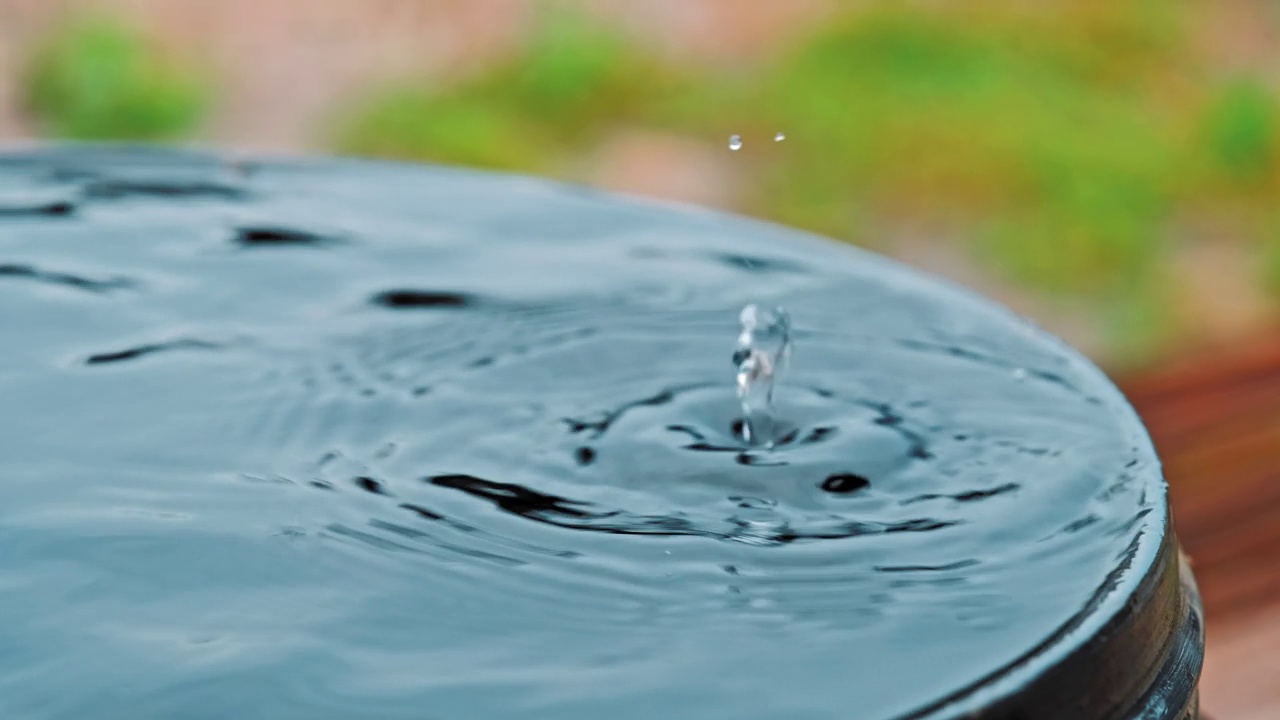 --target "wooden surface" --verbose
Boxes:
[1121,339,1280,720]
